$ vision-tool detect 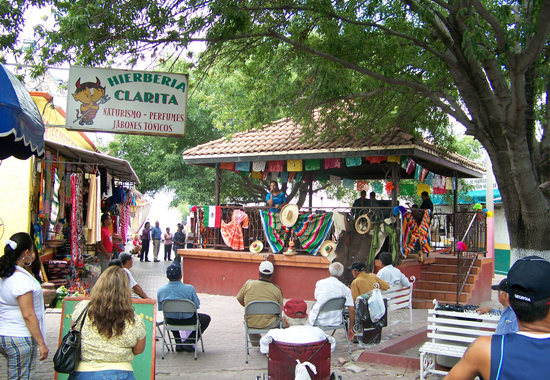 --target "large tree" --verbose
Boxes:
[8,0,550,260]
